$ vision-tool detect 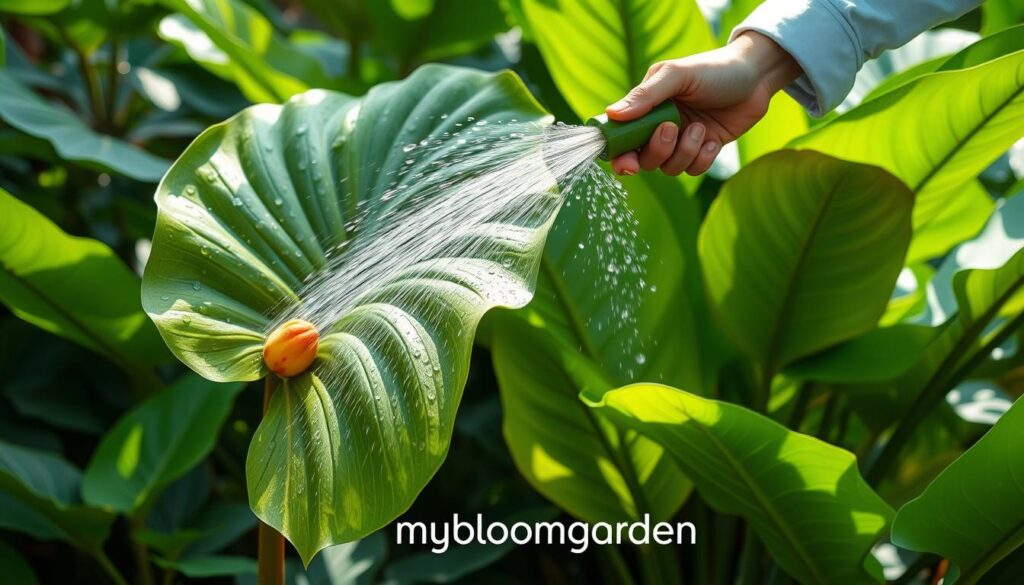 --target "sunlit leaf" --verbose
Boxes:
[892,396,1024,584]
[792,30,1024,262]
[590,383,892,584]
[513,0,713,120]
[82,374,245,514]
[0,187,169,373]
[699,150,913,372]
[141,65,555,563]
